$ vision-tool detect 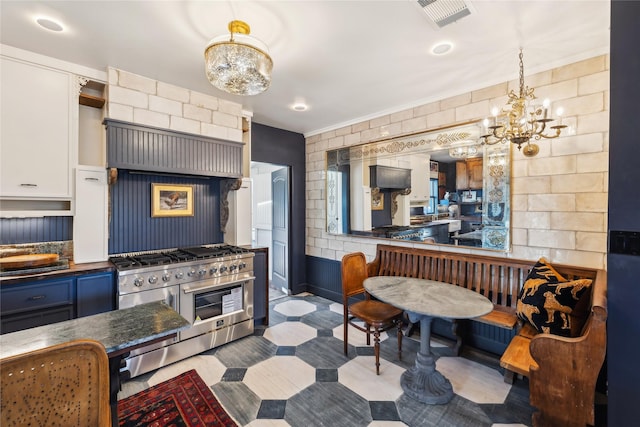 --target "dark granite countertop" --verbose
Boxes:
[351,222,449,238]
[0,261,114,286]
[452,230,483,241]
[0,301,190,360]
